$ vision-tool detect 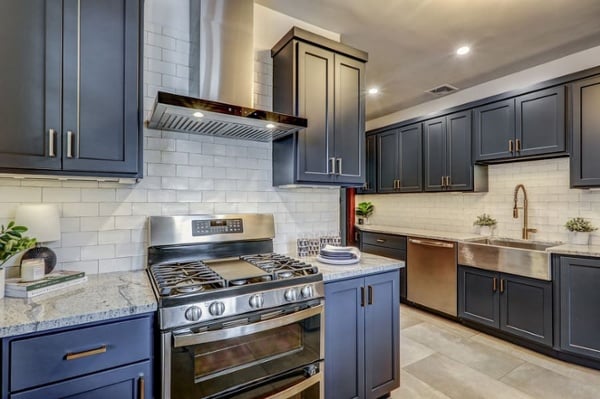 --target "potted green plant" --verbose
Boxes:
[565,217,597,245]
[473,213,497,236]
[0,221,36,298]
[355,202,374,225]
